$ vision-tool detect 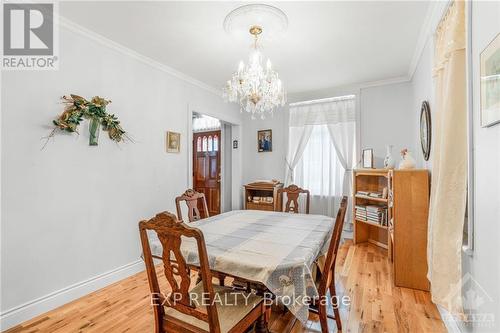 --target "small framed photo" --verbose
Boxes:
[480,32,500,127]
[166,131,180,153]
[257,129,272,152]
[362,149,373,168]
